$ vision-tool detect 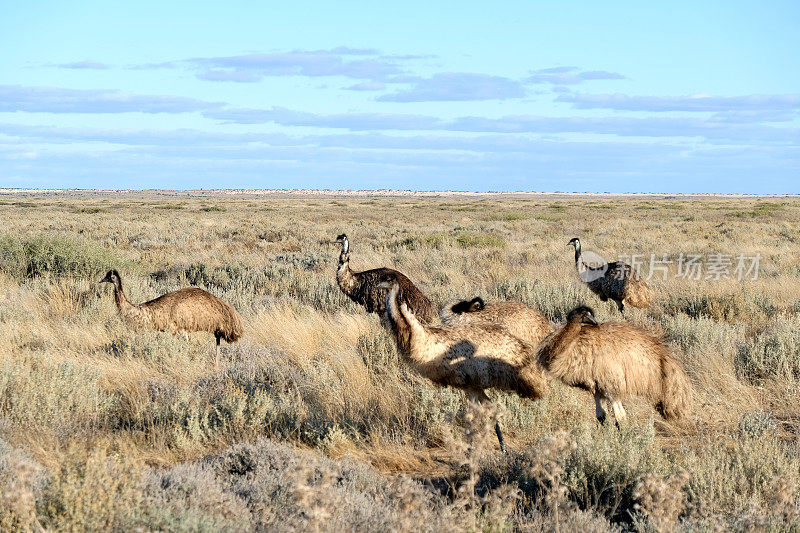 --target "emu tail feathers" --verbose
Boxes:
[624,280,652,308]
[657,356,692,421]
[518,363,549,400]
[220,307,244,343]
